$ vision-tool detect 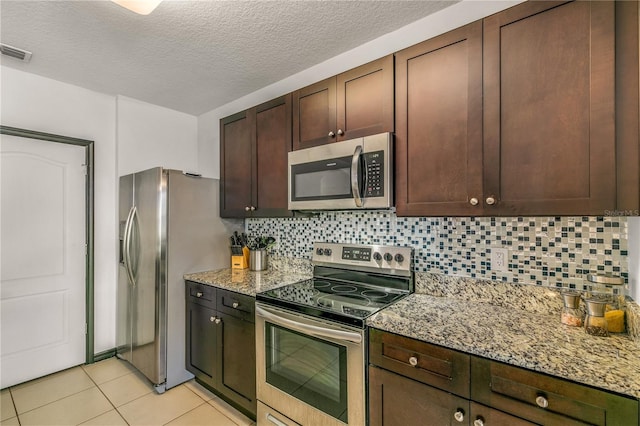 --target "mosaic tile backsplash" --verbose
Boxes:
[246,211,629,291]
